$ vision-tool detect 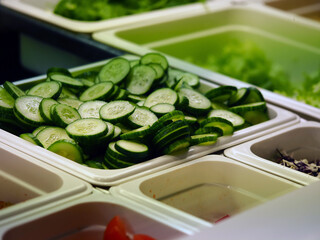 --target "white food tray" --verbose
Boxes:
[110,155,302,229]
[0,55,300,187]
[0,0,211,33]
[224,121,320,185]
[0,141,91,227]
